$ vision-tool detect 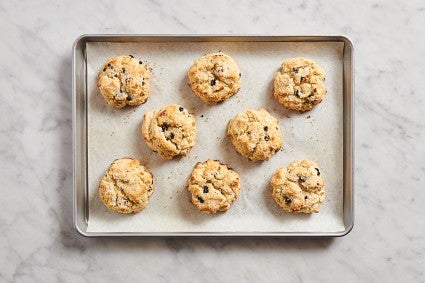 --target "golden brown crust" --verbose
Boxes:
[271,160,325,213]
[227,108,283,162]
[97,55,151,109]
[273,58,326,112]
[141,105,196,160]
[187,160,241,214]
[98,158,154,214]
[188,52,241,104]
